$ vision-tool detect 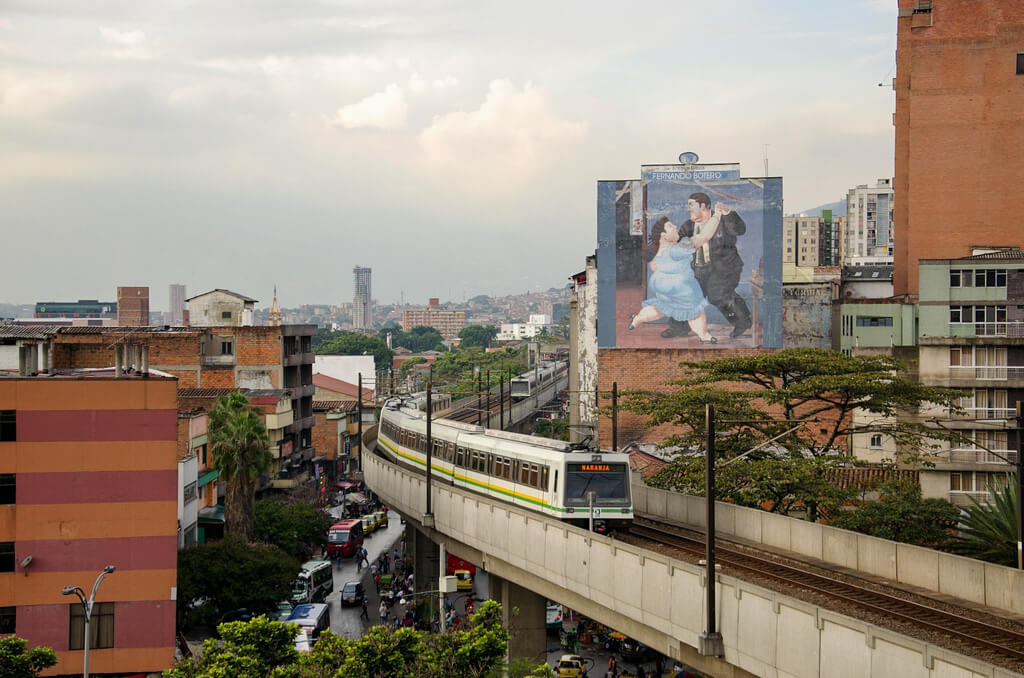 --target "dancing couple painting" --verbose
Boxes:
[628,192,753,342]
